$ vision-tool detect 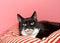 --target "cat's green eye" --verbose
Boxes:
[30,22,34,25]
[23,24,27,26]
